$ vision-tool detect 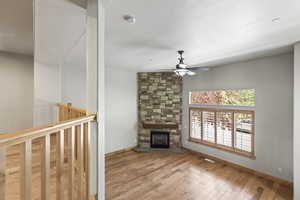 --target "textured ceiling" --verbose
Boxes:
[3,0,300,69]
[0,0,33,55]
[35,0,86,66]
[105,0,300,71]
